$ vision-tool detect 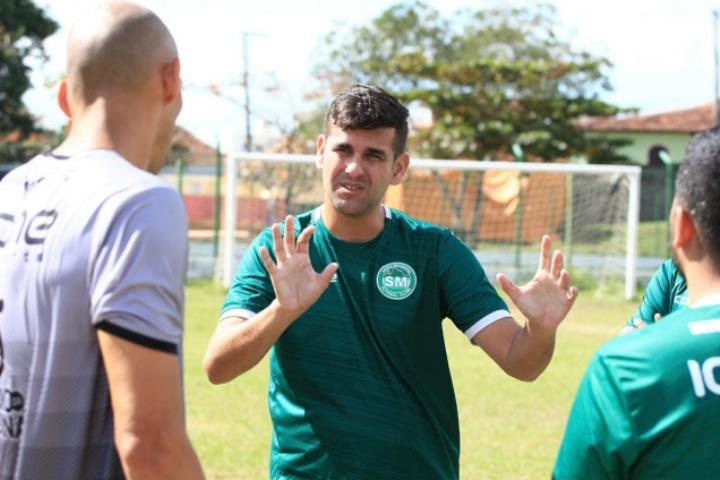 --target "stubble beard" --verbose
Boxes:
[329,193,377,218]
